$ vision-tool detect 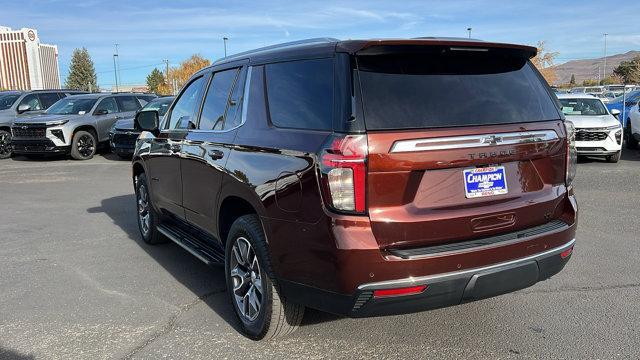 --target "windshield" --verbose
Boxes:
[46,98,98,115]
[0,94,20,110]
[559,98,608,116]
[142,98,172,116]
[358,52,559,130]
